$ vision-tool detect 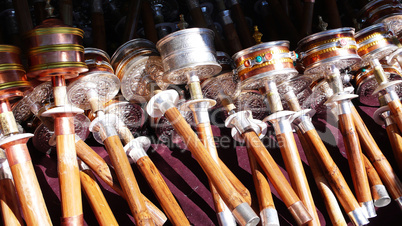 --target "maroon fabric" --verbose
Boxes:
[29,102,402,225]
